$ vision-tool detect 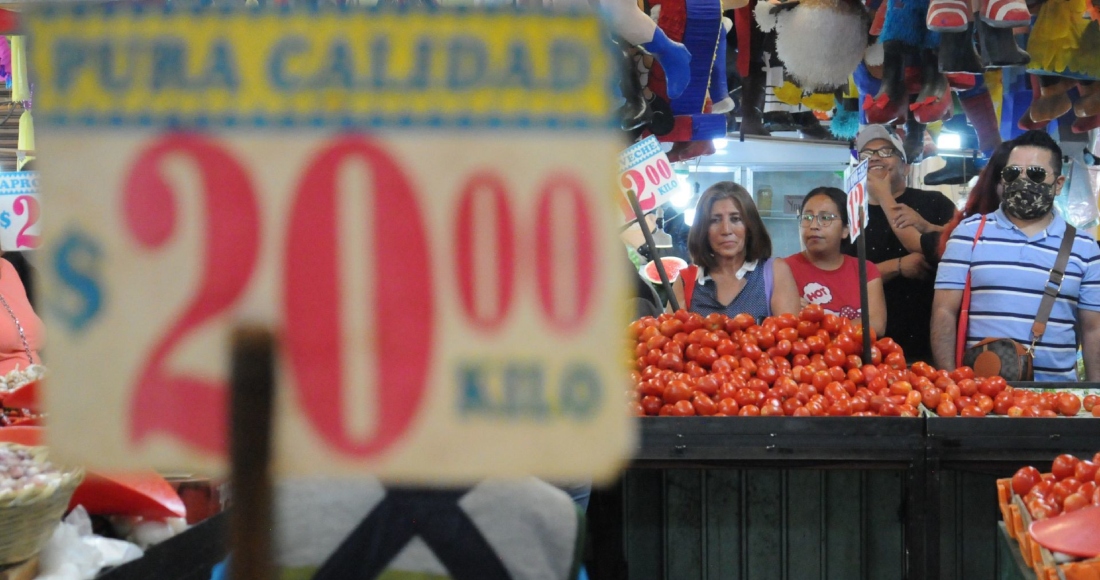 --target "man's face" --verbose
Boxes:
[860,138,905,184]
[1003,146,1065,194]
